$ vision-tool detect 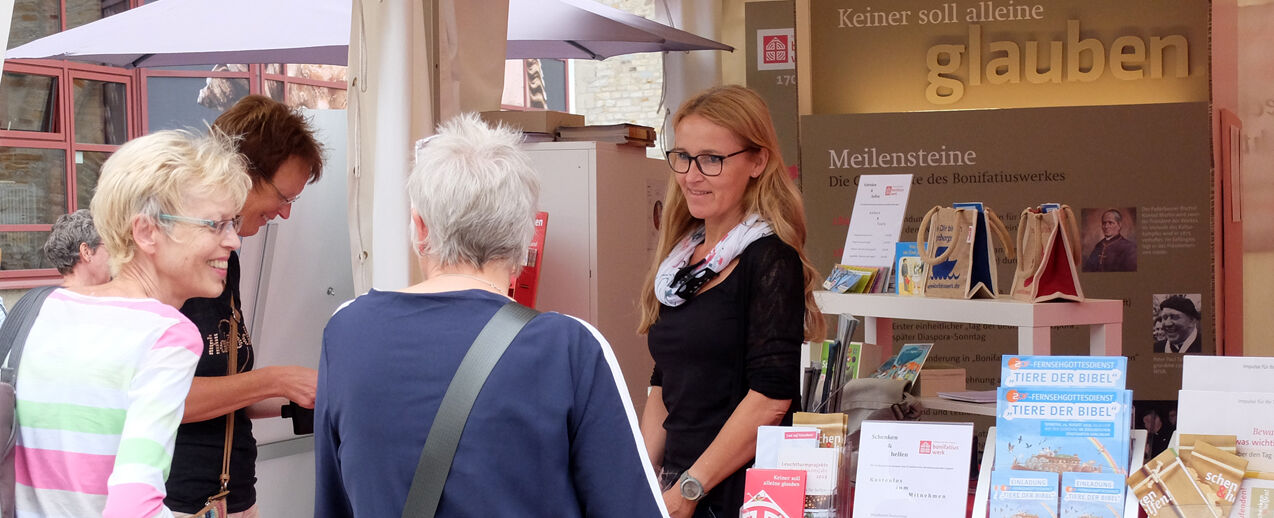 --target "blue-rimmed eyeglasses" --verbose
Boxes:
[665,148,756,177]
[158,214,242,235]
